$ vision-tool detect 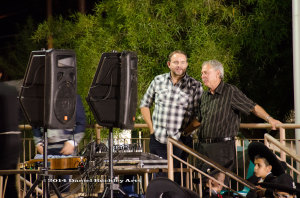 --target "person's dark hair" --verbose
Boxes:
[168,50,187,62]
[254,154,270,166]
